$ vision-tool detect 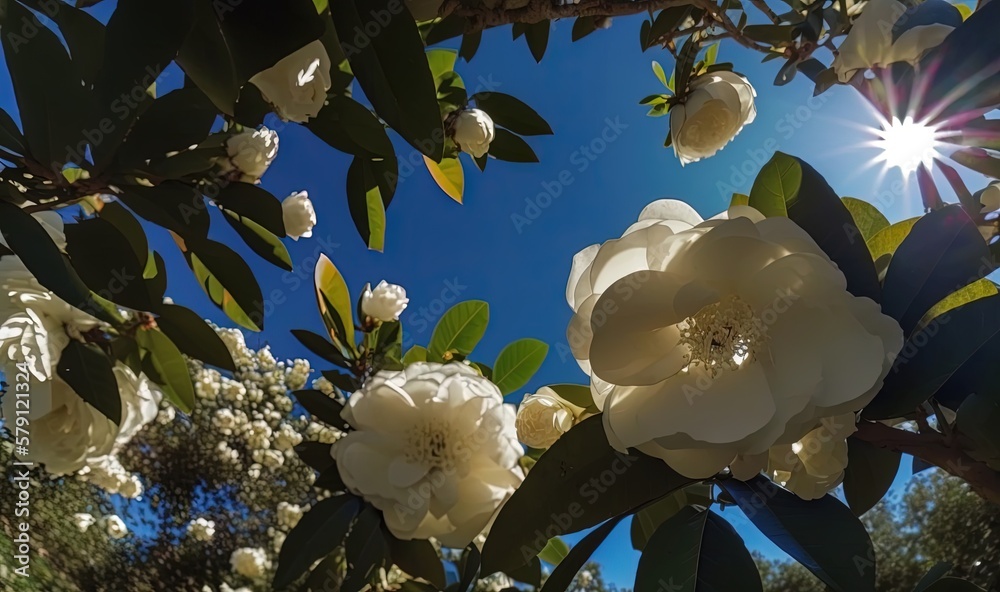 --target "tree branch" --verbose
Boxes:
[855,421,1000,506]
